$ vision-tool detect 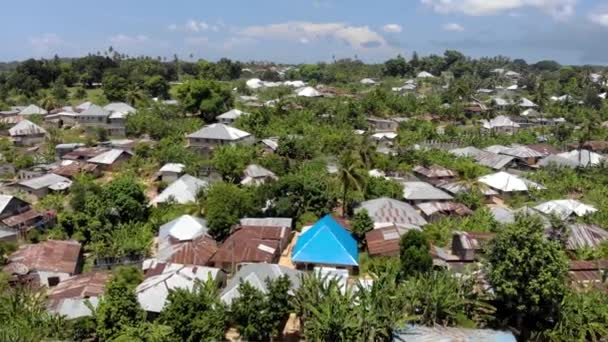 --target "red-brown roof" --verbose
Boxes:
[1,209,44,228]
[526,144,560,156]
[52,162,98,178]
[569,260,608,284]
[5,240,81,274]
[62,147,108,161]
[366,226,402,257]
[166,235,218,266]
[47,272,110,301]
[211,226,287,265]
